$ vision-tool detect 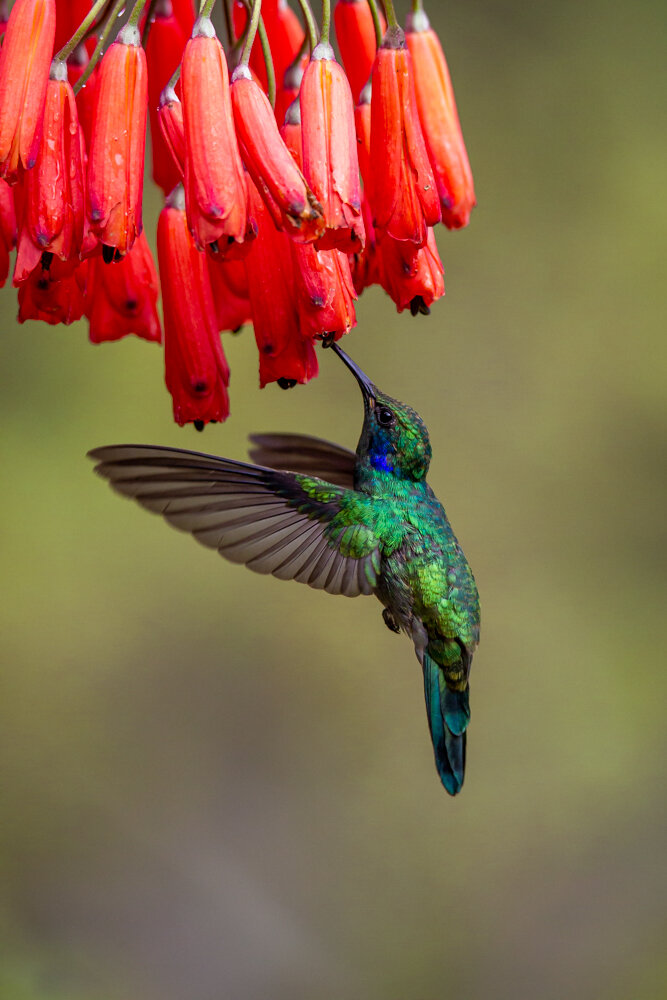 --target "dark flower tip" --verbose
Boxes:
[410,296,431,316]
